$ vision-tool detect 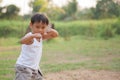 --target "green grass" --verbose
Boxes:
[41,36,120,72]
[0,36,120,80]
[0,37,19,46]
